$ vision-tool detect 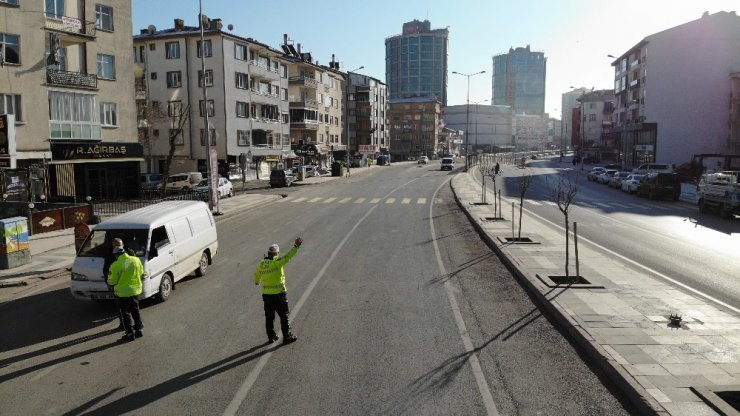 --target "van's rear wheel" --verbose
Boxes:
[158,274,173,302]
[195,252,209,277]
